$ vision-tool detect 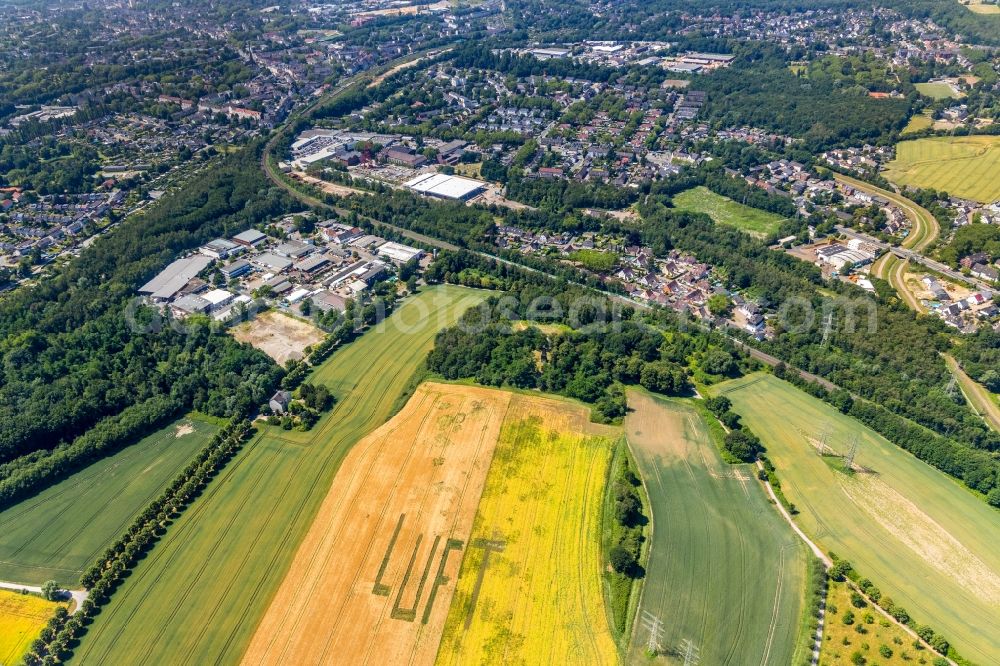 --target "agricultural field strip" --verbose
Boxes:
[0,419,214,585]
[435,398,618,665]
[942,353,1000,433]
[624,391,806,666]
[713,374,1000,664]
[882,137,1000,204]
[69,287,485,666]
